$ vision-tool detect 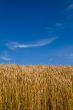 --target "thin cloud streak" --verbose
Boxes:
[0,51,12,62]
[68,53,73,58]
[0,56,12,61]
[6,37,57,50]
[68,4,73,9]
[56,23,63,27]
